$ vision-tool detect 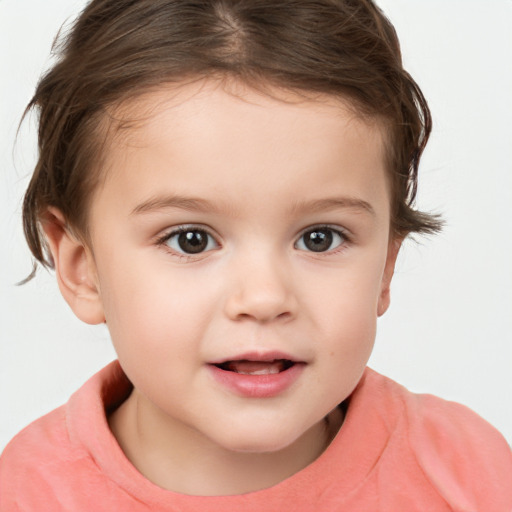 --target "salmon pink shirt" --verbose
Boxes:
[1,361,511,511]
